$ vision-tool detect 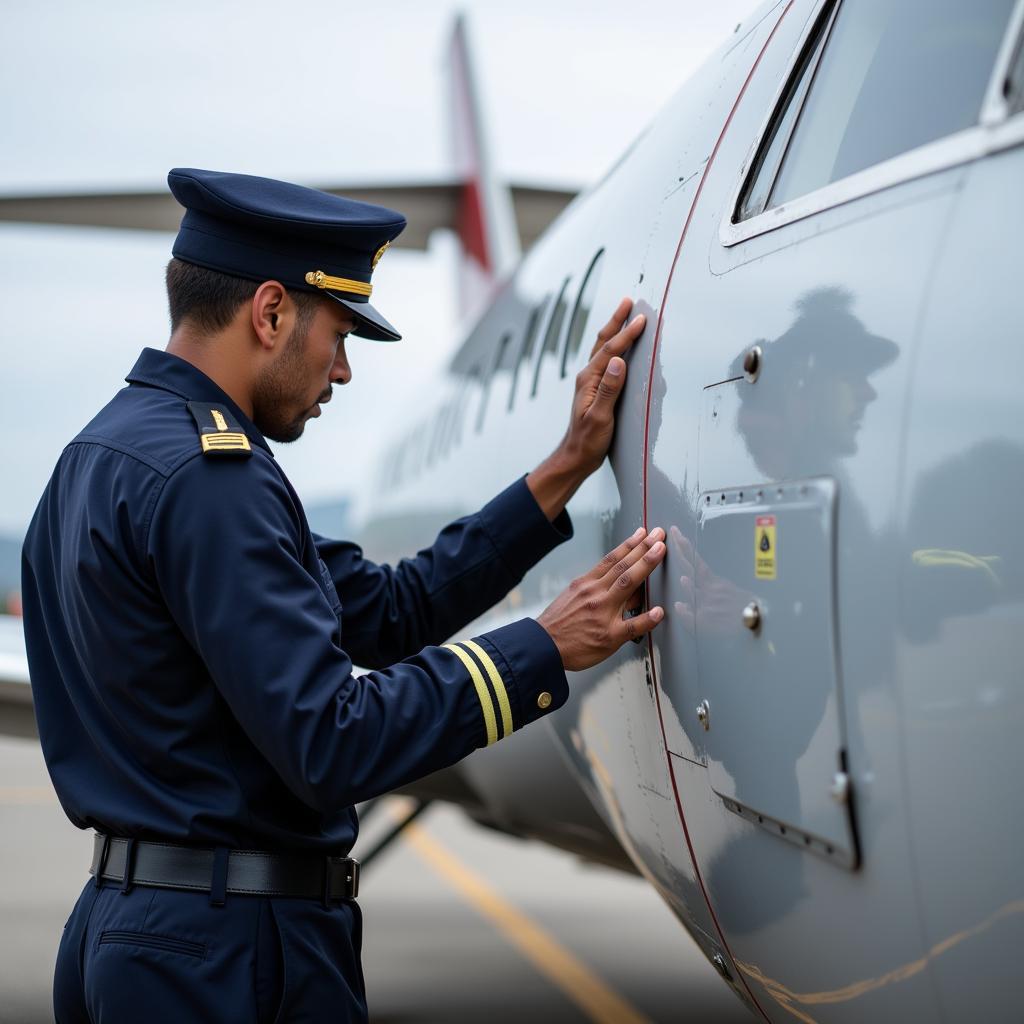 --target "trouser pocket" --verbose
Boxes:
[98,930,206,959]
